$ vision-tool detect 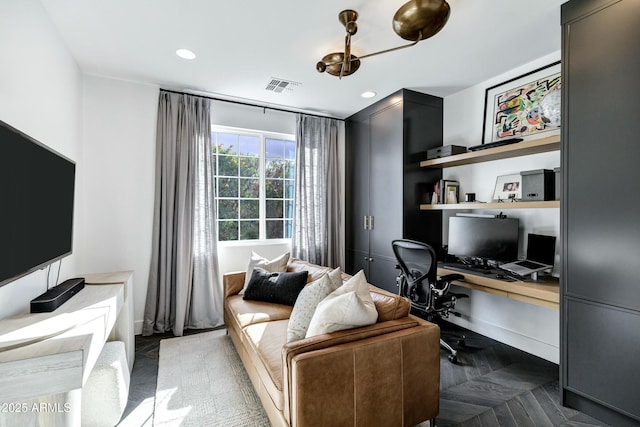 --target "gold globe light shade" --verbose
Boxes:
[338,9,359,35]
[317,52,361,77]
[393,0,450,41]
